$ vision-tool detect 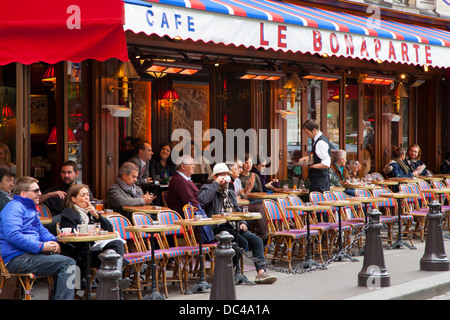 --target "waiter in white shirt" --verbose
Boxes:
[299,119,332,193]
